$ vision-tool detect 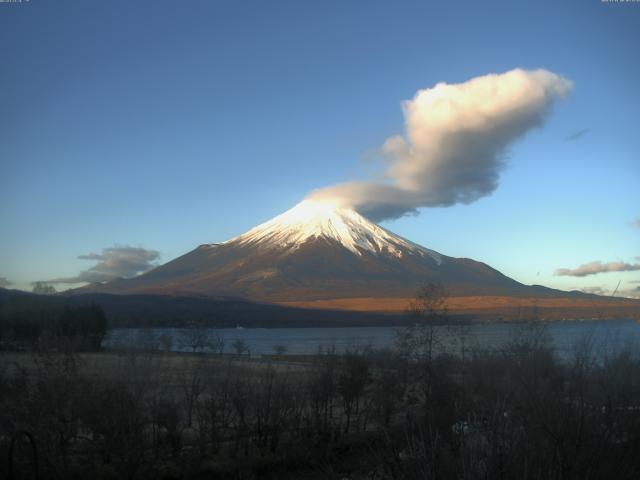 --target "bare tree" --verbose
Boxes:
[337,352,370,433]
[232,338,249,356]
[31,282,56,295]
[273,344,287,356]
[307,347,338,435]
[179,327,209,353]
[136,328,160,351]
[396,282,449,362]
[158,333,173,352]
[180,359,207,427]
[207,332,225,354]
